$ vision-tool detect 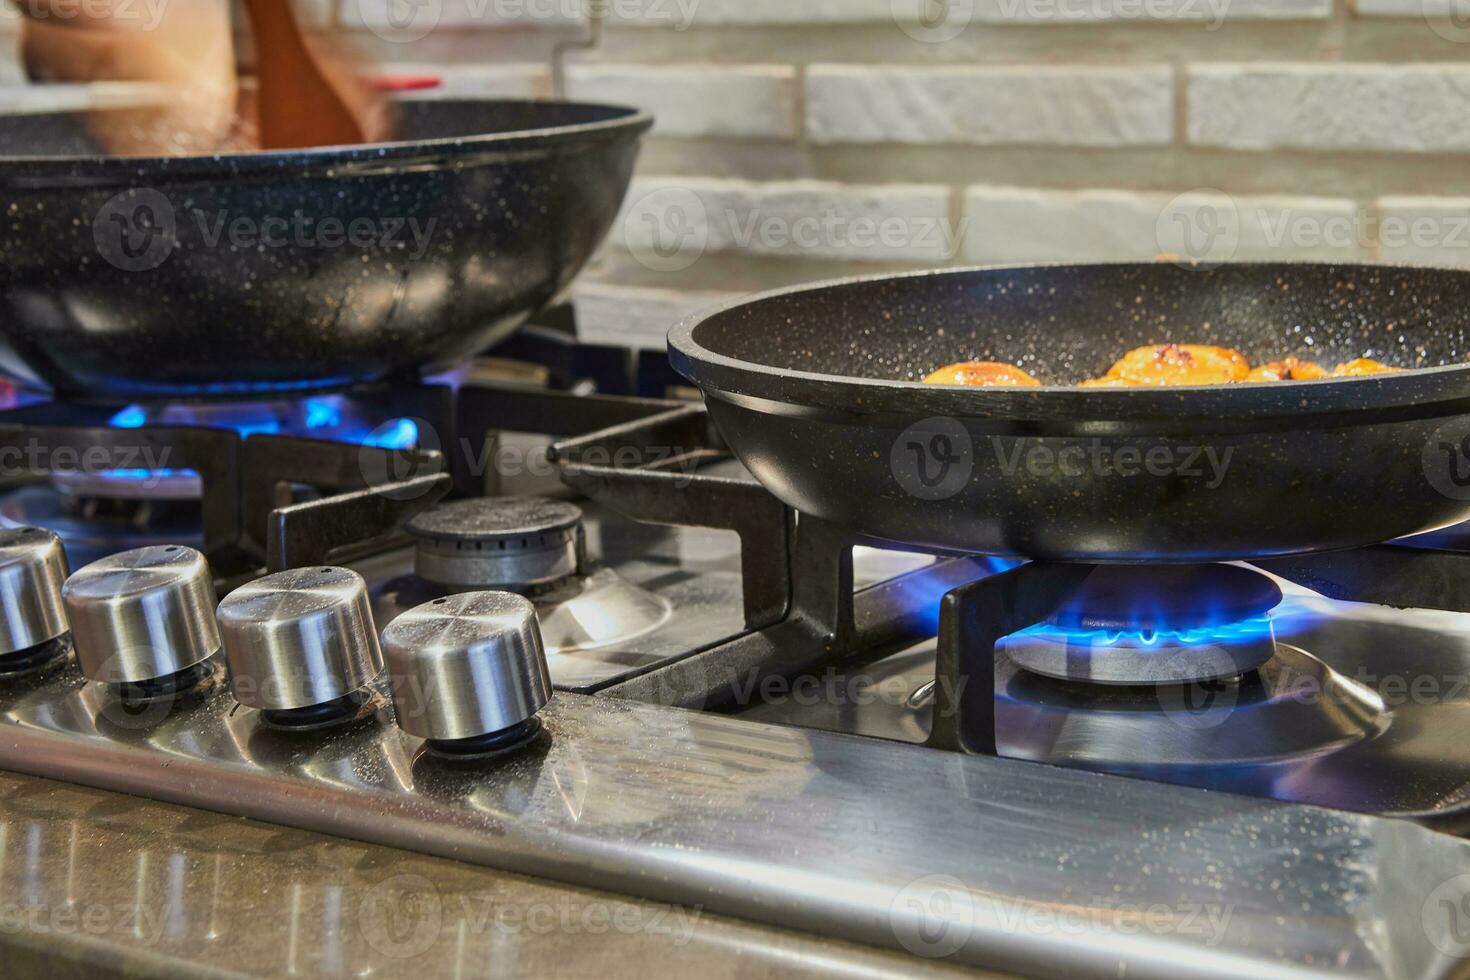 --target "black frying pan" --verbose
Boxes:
[669,263,1470,562]
[0,98,650,400]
